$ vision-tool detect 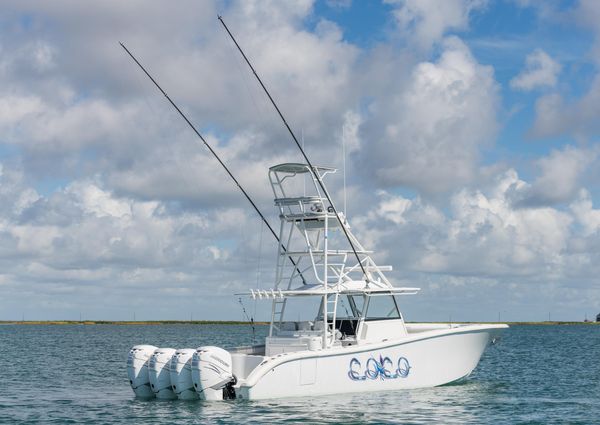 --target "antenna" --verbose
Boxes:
[342,121,347,216]
[217,16,370,282]
[119,42,306,285]
[302,128,306,197]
